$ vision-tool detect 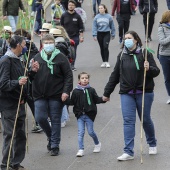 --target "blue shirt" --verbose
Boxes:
[92,13,115,37]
